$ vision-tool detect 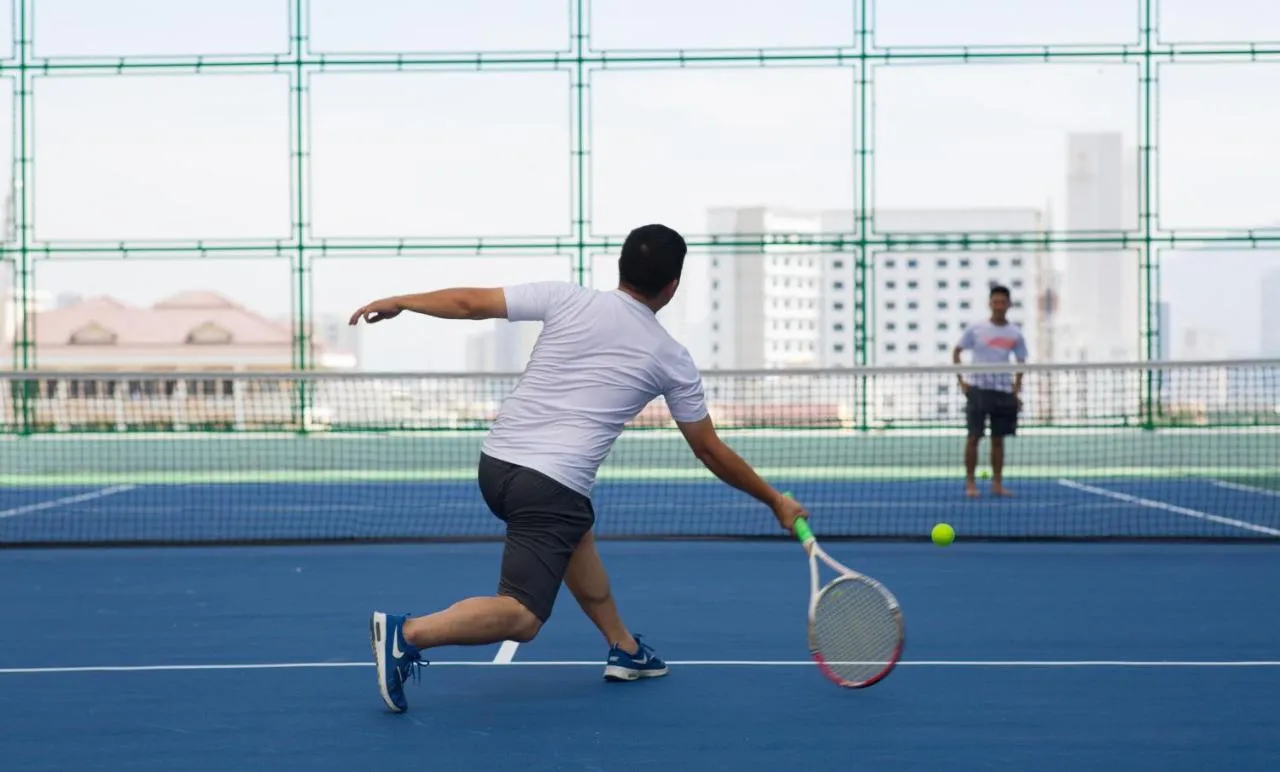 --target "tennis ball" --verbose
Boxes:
[931,522,955,547]
[979,470,990,480]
